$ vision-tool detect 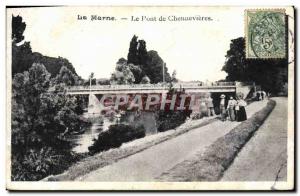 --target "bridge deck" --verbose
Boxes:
[65,83,237,95]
